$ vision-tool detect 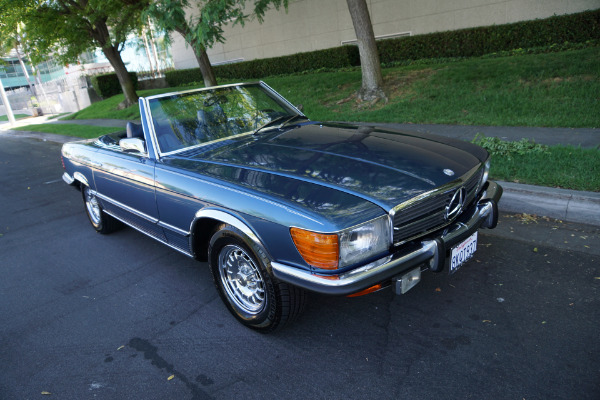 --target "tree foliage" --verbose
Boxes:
[146,0,288,87]
[0,1,24,57]
[0,0,150,107]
